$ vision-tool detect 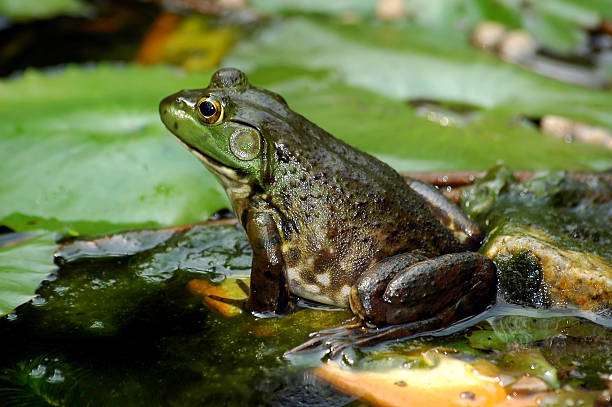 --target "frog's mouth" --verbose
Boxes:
[170,133,245,185]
